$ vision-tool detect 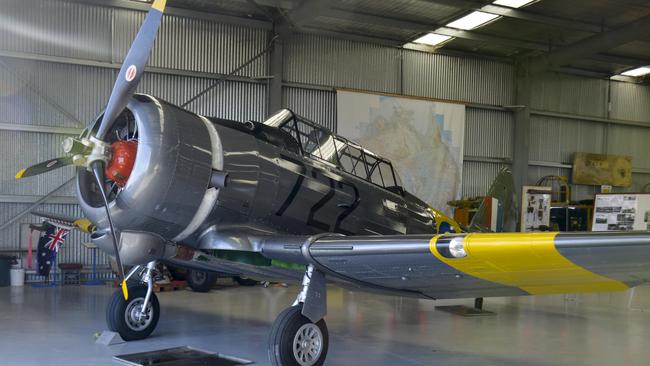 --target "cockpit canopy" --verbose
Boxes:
[264,109,404,194]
